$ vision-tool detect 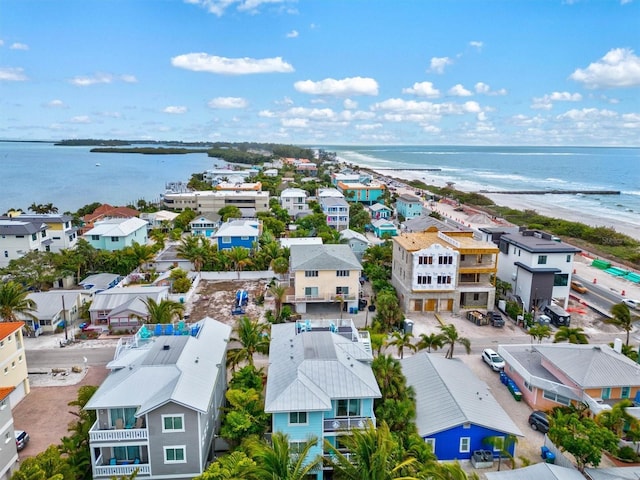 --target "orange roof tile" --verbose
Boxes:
[0,322,24,340]
[0,387,15,401]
